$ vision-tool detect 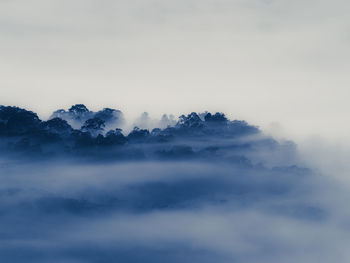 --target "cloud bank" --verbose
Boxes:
[0,104,349,262]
